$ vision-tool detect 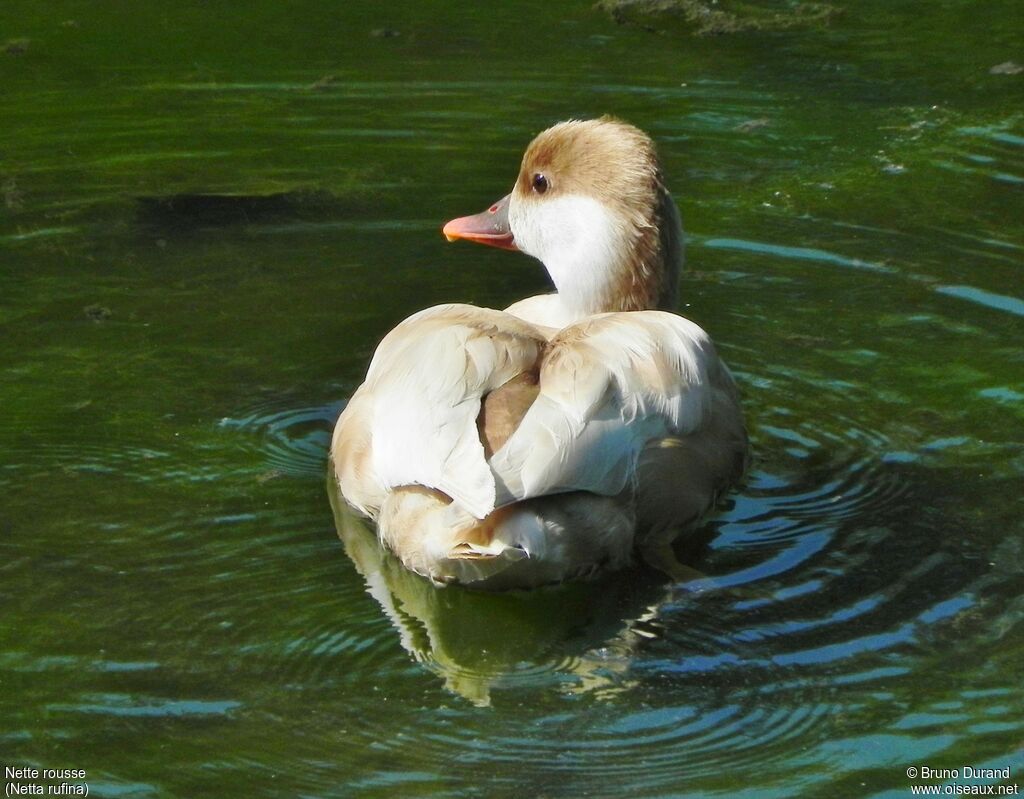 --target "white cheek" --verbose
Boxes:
[509,194,620,309]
